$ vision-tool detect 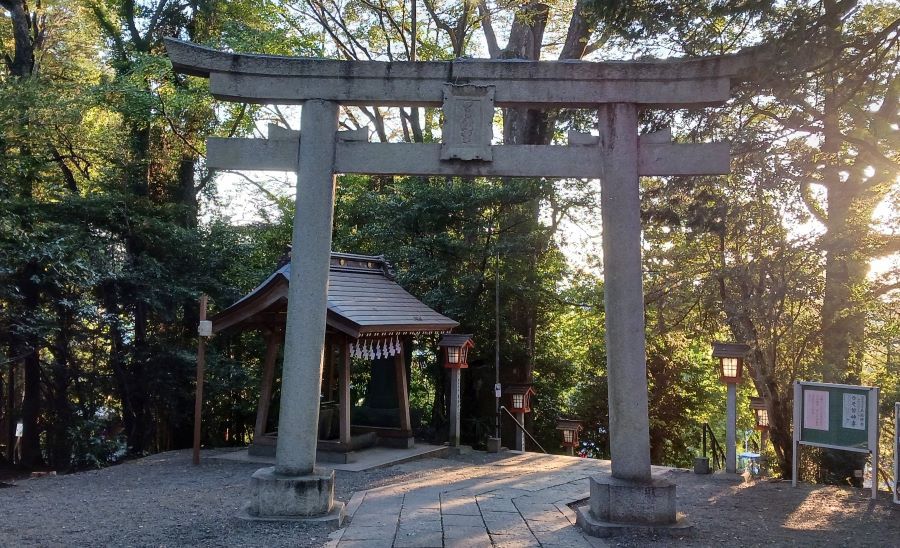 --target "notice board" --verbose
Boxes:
[792,381,879,499]
[798,383,872,451]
